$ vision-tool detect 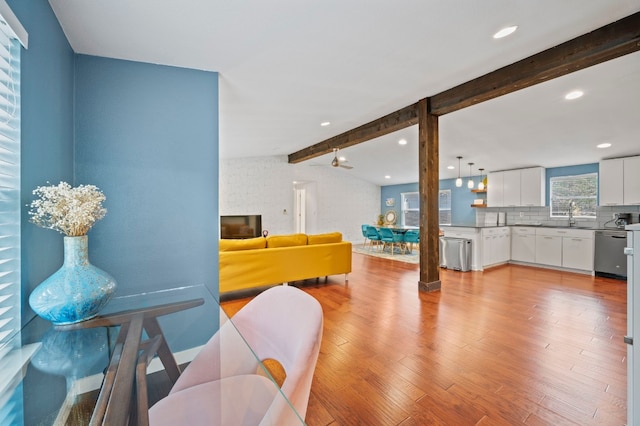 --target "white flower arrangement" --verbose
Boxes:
[28,182,107,237]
